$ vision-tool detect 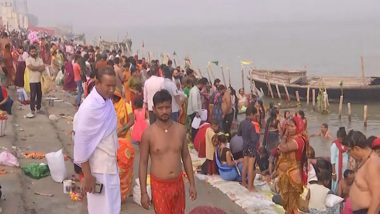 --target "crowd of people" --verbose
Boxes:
[1,27,380,214]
